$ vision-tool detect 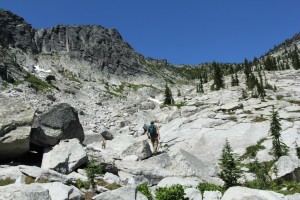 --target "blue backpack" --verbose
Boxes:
[148,124,157,138]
